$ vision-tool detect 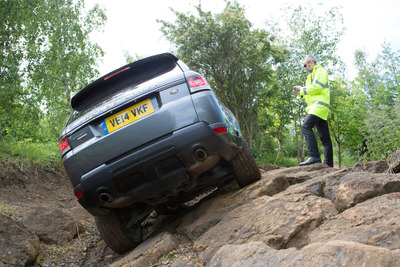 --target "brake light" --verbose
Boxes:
[189,76,207,88]
[59,137,69,152]
[104,67,130,81]
[213,127,228,135]
[75,189,83,200]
